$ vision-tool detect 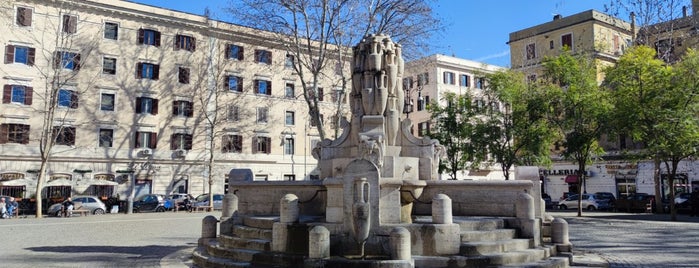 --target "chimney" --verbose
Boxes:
[553,14,562,20]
